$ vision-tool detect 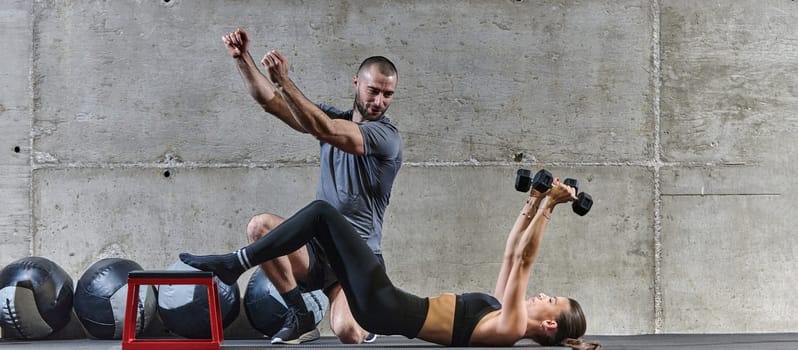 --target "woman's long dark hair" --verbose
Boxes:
[531,298,601,349]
